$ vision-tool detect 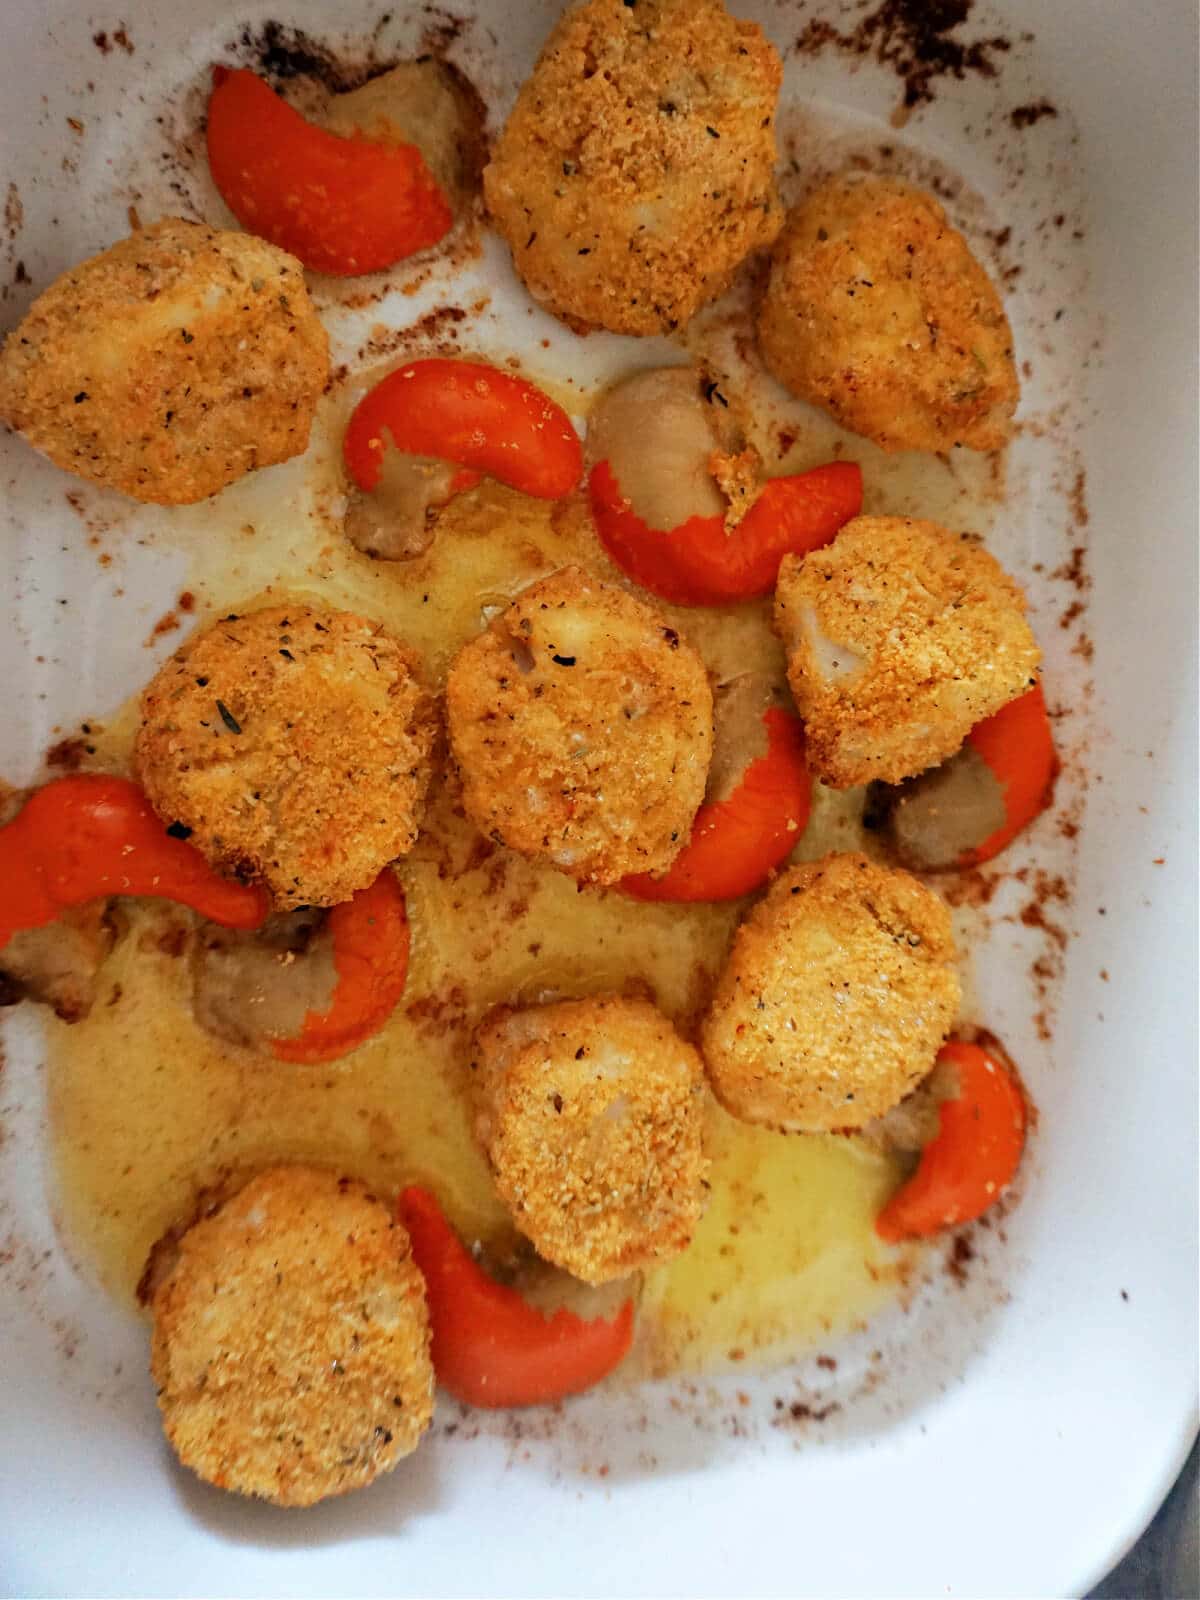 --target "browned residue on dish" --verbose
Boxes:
[4,183,23,242]
[791,0,1015,109]
[93,28,134,57]
[352,303,468,369]
[44,735,93,772]
[230,19,397,95]
[145,610,181,644]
